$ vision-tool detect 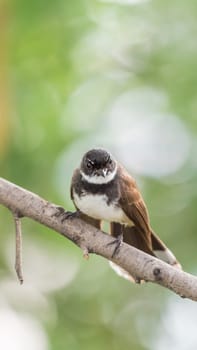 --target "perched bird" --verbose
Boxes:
[71,148,181,282]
